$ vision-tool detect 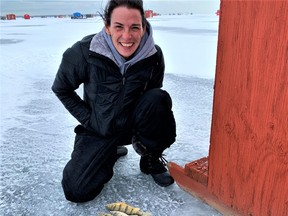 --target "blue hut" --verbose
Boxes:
[71,12,83,19]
